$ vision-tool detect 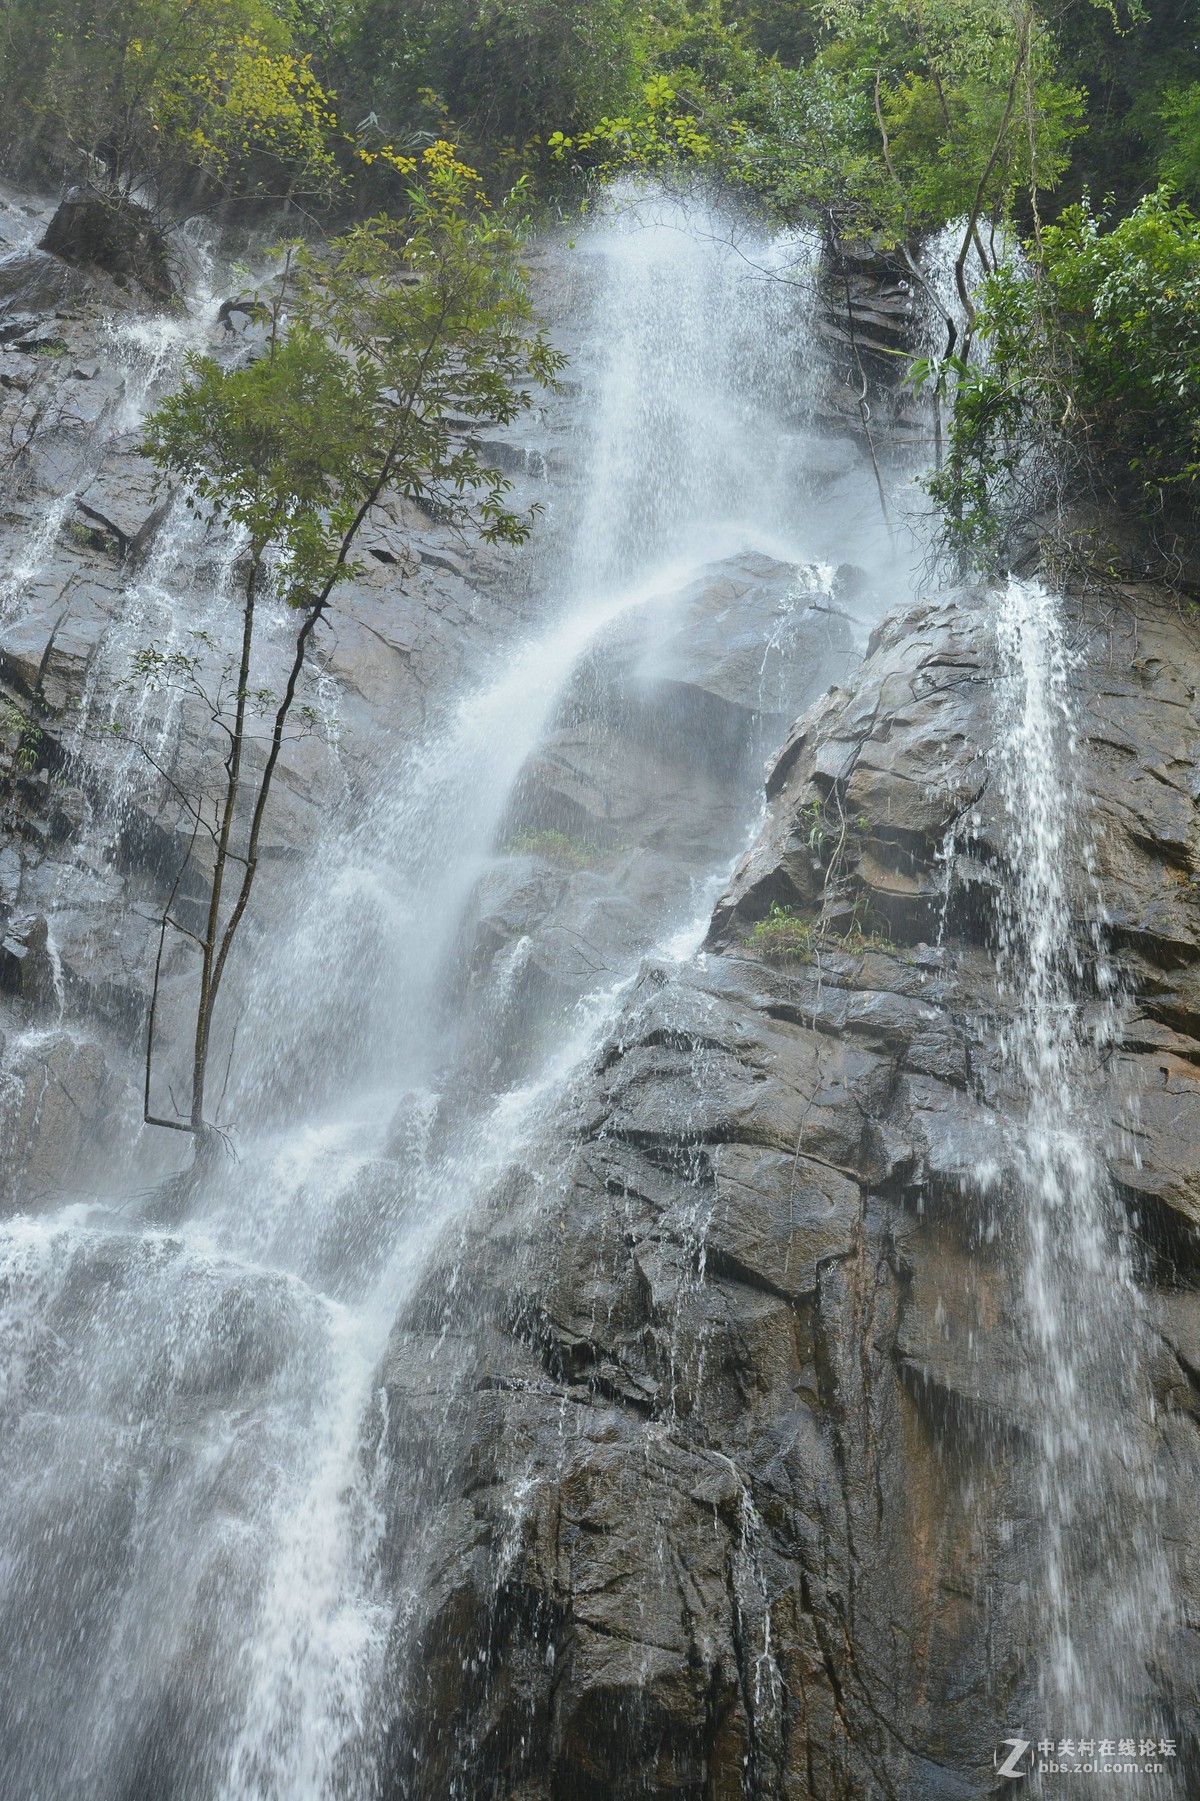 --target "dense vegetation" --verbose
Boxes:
[929,188,1200,564]
[2,1,1196,218]
[4,0,1200,562]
